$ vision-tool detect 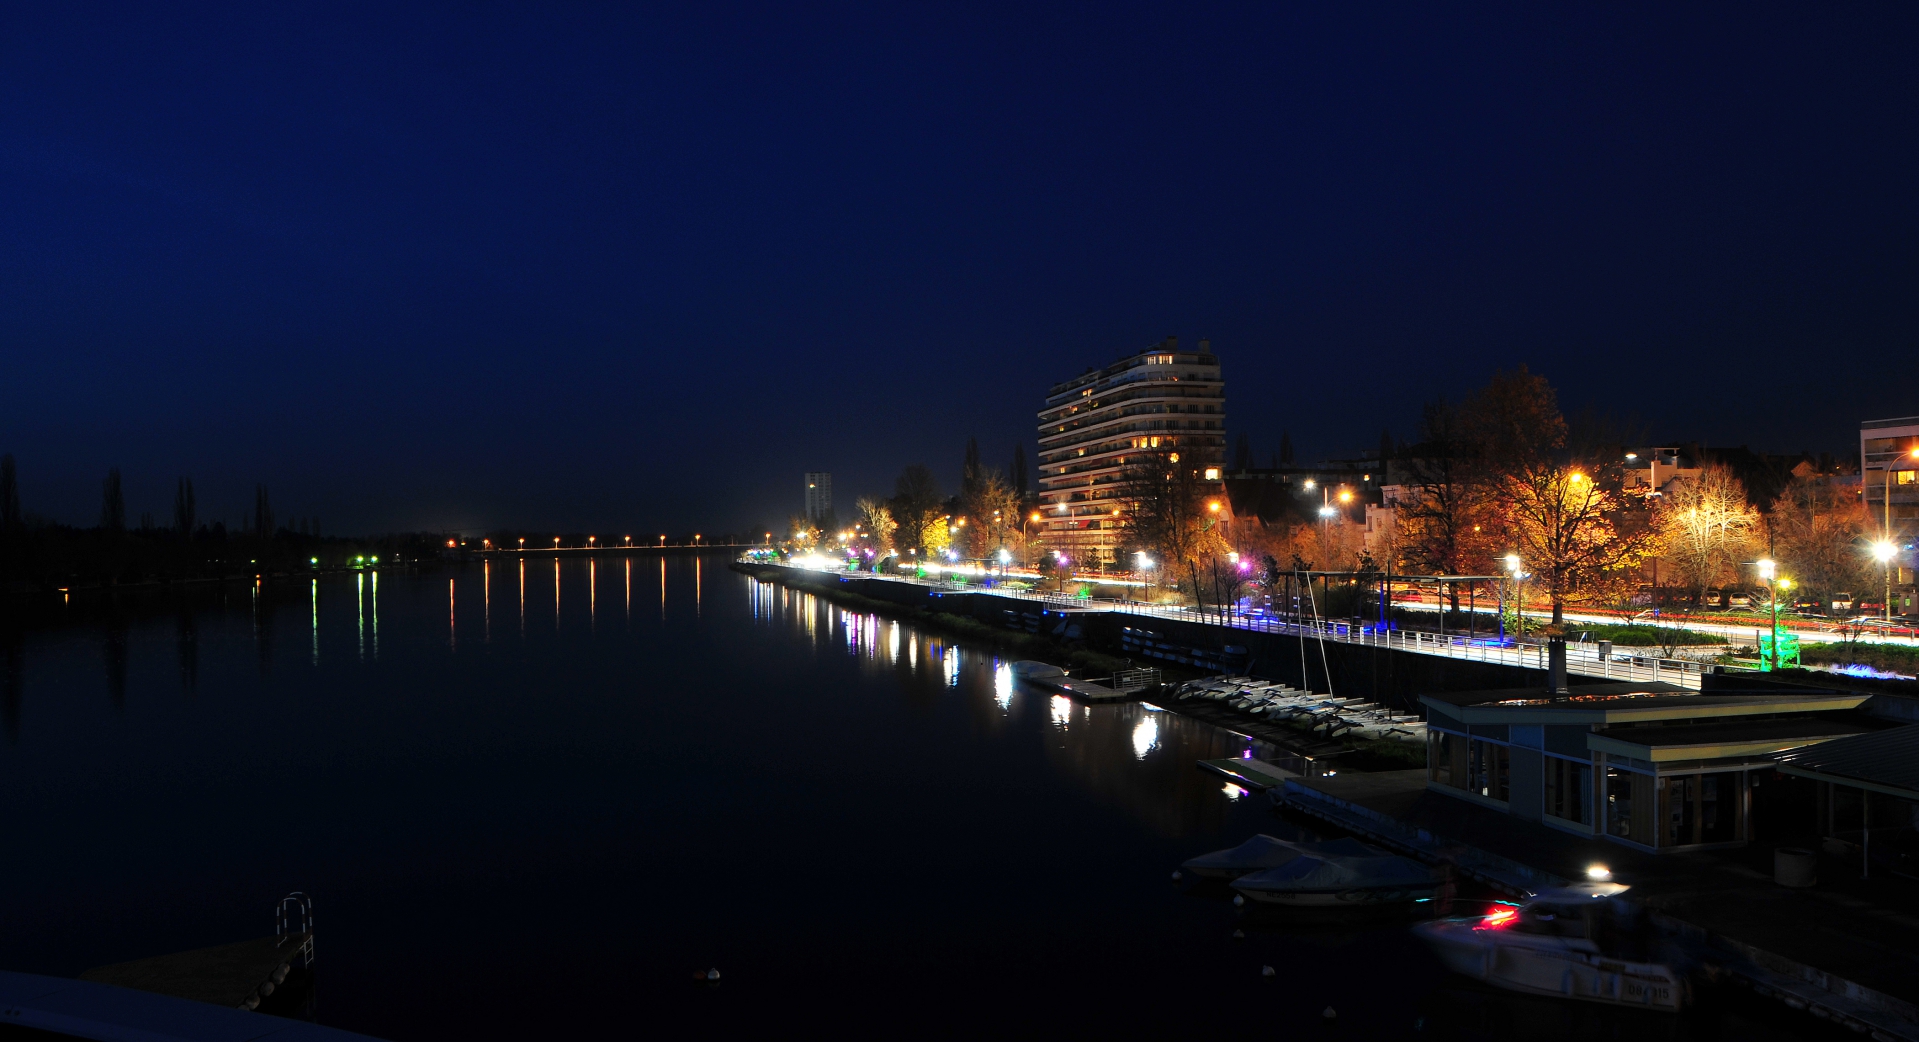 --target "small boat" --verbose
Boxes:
[1232,848,1438,910]
[1411,884,1688,1012]
[1009,661,1067,681]
[1180,834,1327,880]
